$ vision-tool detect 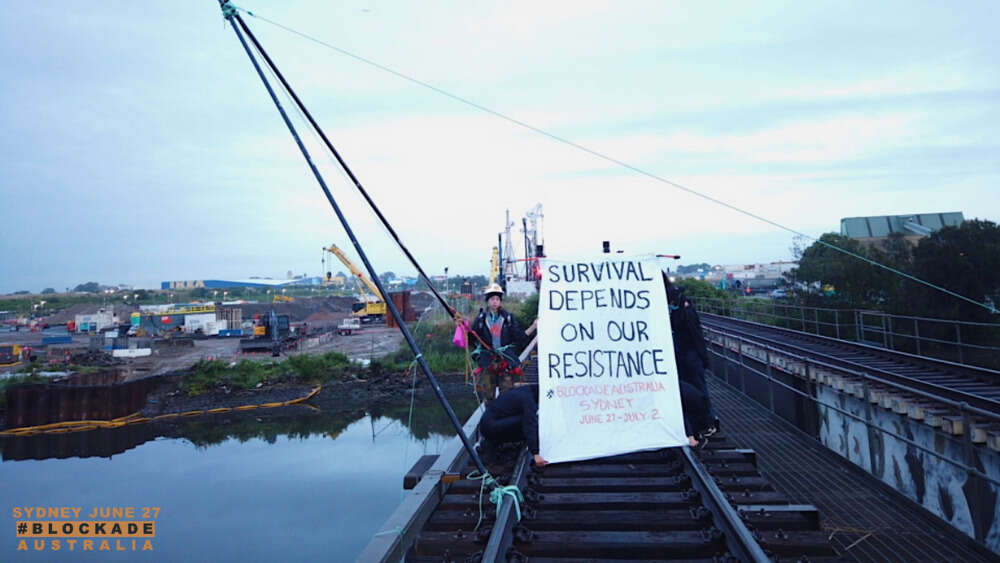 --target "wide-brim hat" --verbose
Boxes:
[483,283,504,300]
